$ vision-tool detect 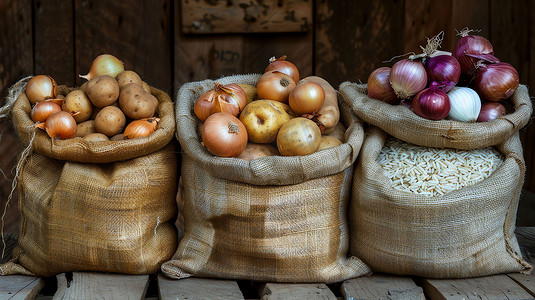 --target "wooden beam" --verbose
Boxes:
[341,274,424,300]
[54,272,149,300]
[261,282,337,300]
[158,274,244,300]
[421,275,533,300]
[0,275,44,300]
